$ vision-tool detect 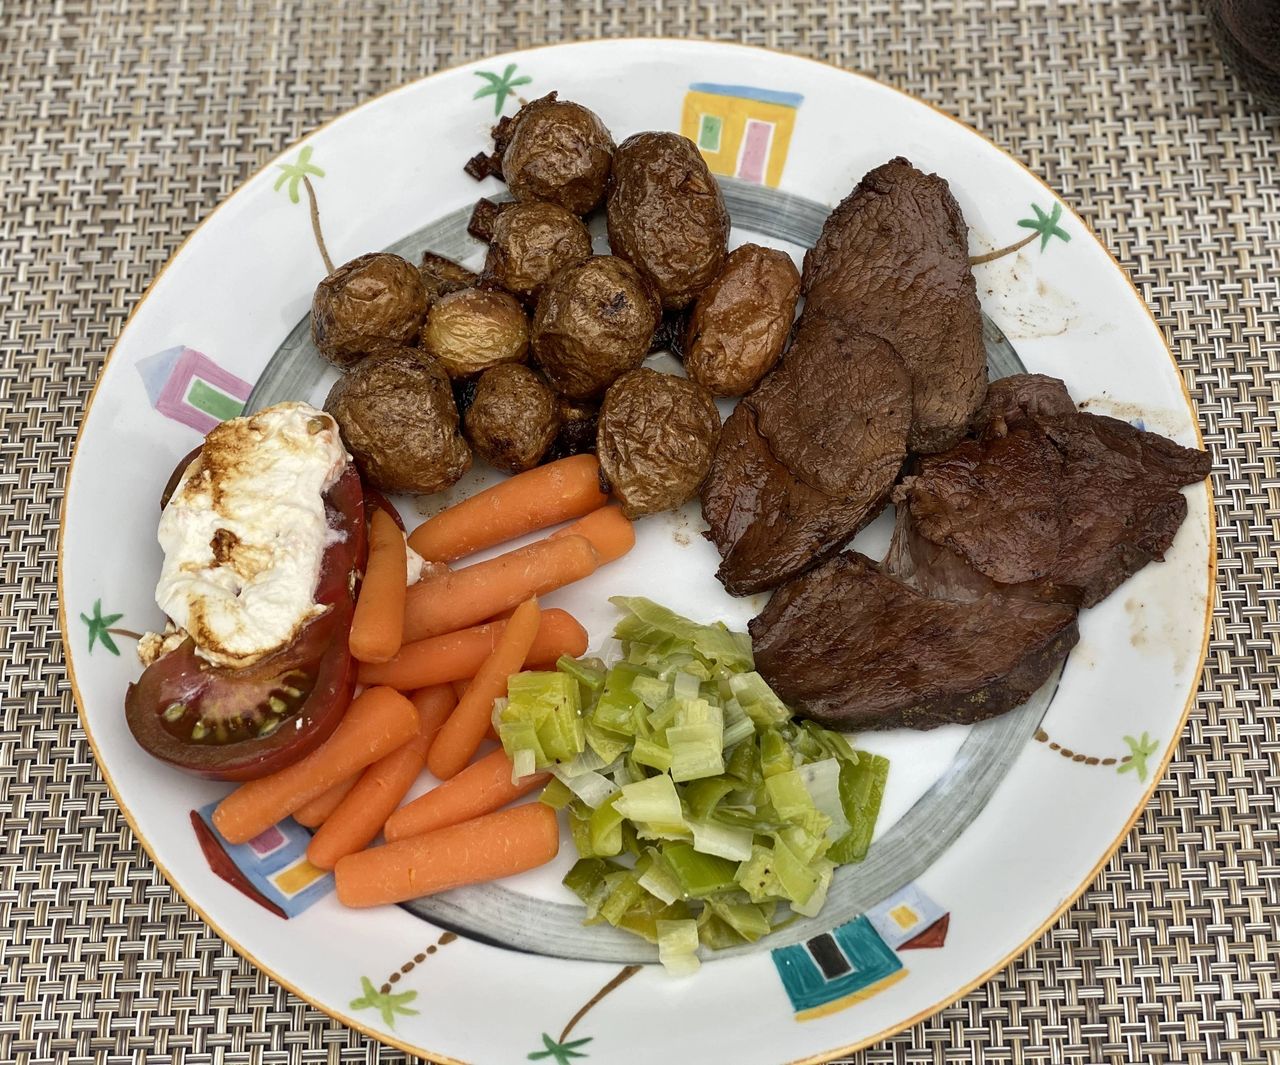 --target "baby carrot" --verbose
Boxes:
[427,597,541,780]
[410,683,459,753]
[407,454,607,563]
[451,678,471,702]
[384,749,549,842]
[357,608,588,689]
[349,508,407,664]
[550,504,636,564]
[212,687,418,845]
[292,775,359,828]
[334,802,560,907]
[402,535,598,642]
[305,691,455,870]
